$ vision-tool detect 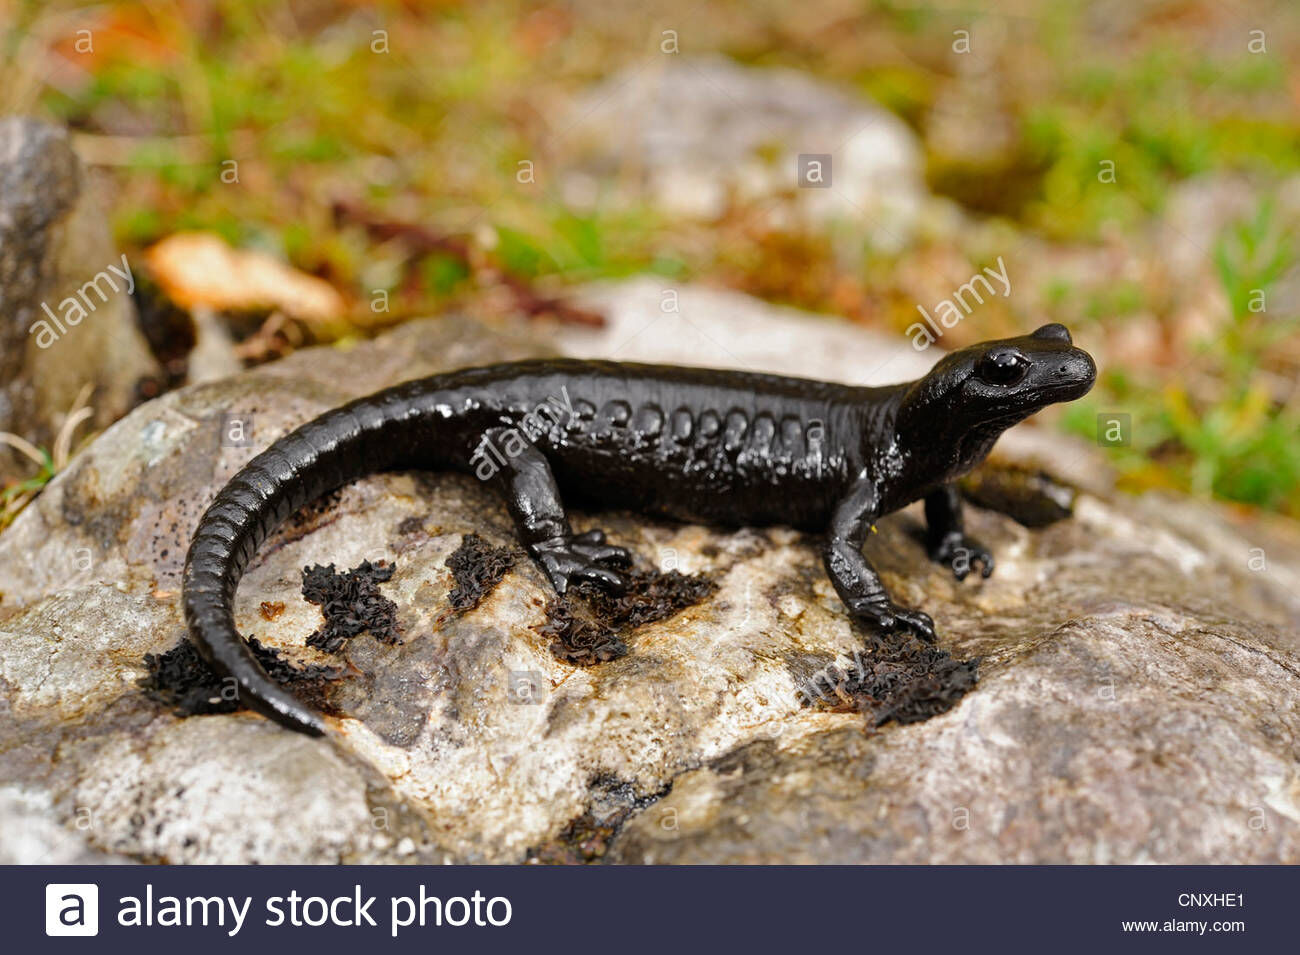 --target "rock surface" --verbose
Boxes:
[559,56,925,246]
[557,277,936,384]
[0,118,160,476]
[1,281,1299,864]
